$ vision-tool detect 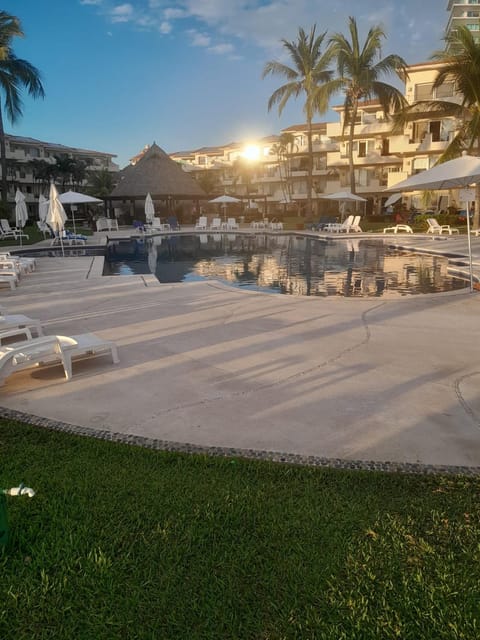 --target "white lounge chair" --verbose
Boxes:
[96,217,119,232]
[210,218,222,230]
[0,273,18,290]
[0,332,119,385]
[0,252,35,272]
[195,216,207,230]
[226,217,239,230]
[350,216,363,232]
[426,218,459,235]
[324,215,354,233]
[0,309,43,337]
[37,220,51,239]
[0,219,29,240]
